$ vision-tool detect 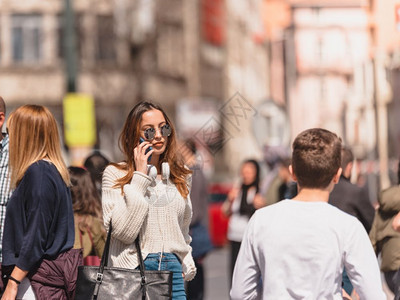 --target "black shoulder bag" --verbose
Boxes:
[75,222,172,299]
